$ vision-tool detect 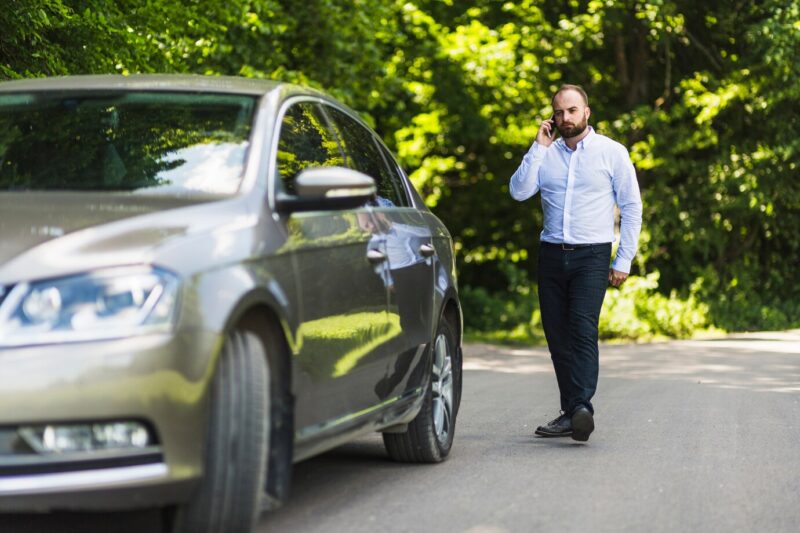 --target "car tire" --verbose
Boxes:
[172,330,270,533]
[383,313,461,463]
